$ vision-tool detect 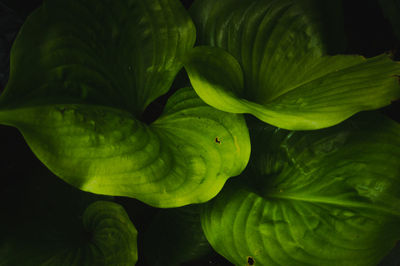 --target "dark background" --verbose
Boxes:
[0,0,399,265]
